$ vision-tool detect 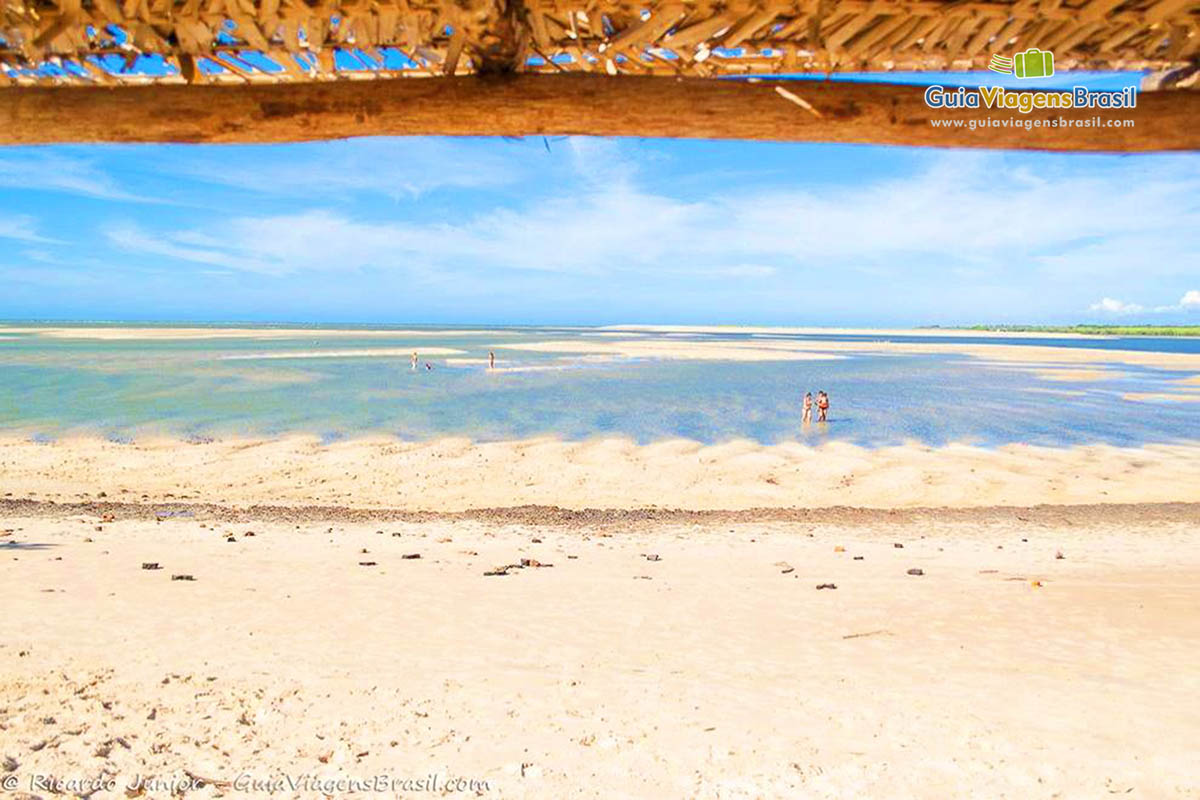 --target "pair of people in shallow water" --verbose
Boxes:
[802,391,829,424]
[410,351,496,370]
